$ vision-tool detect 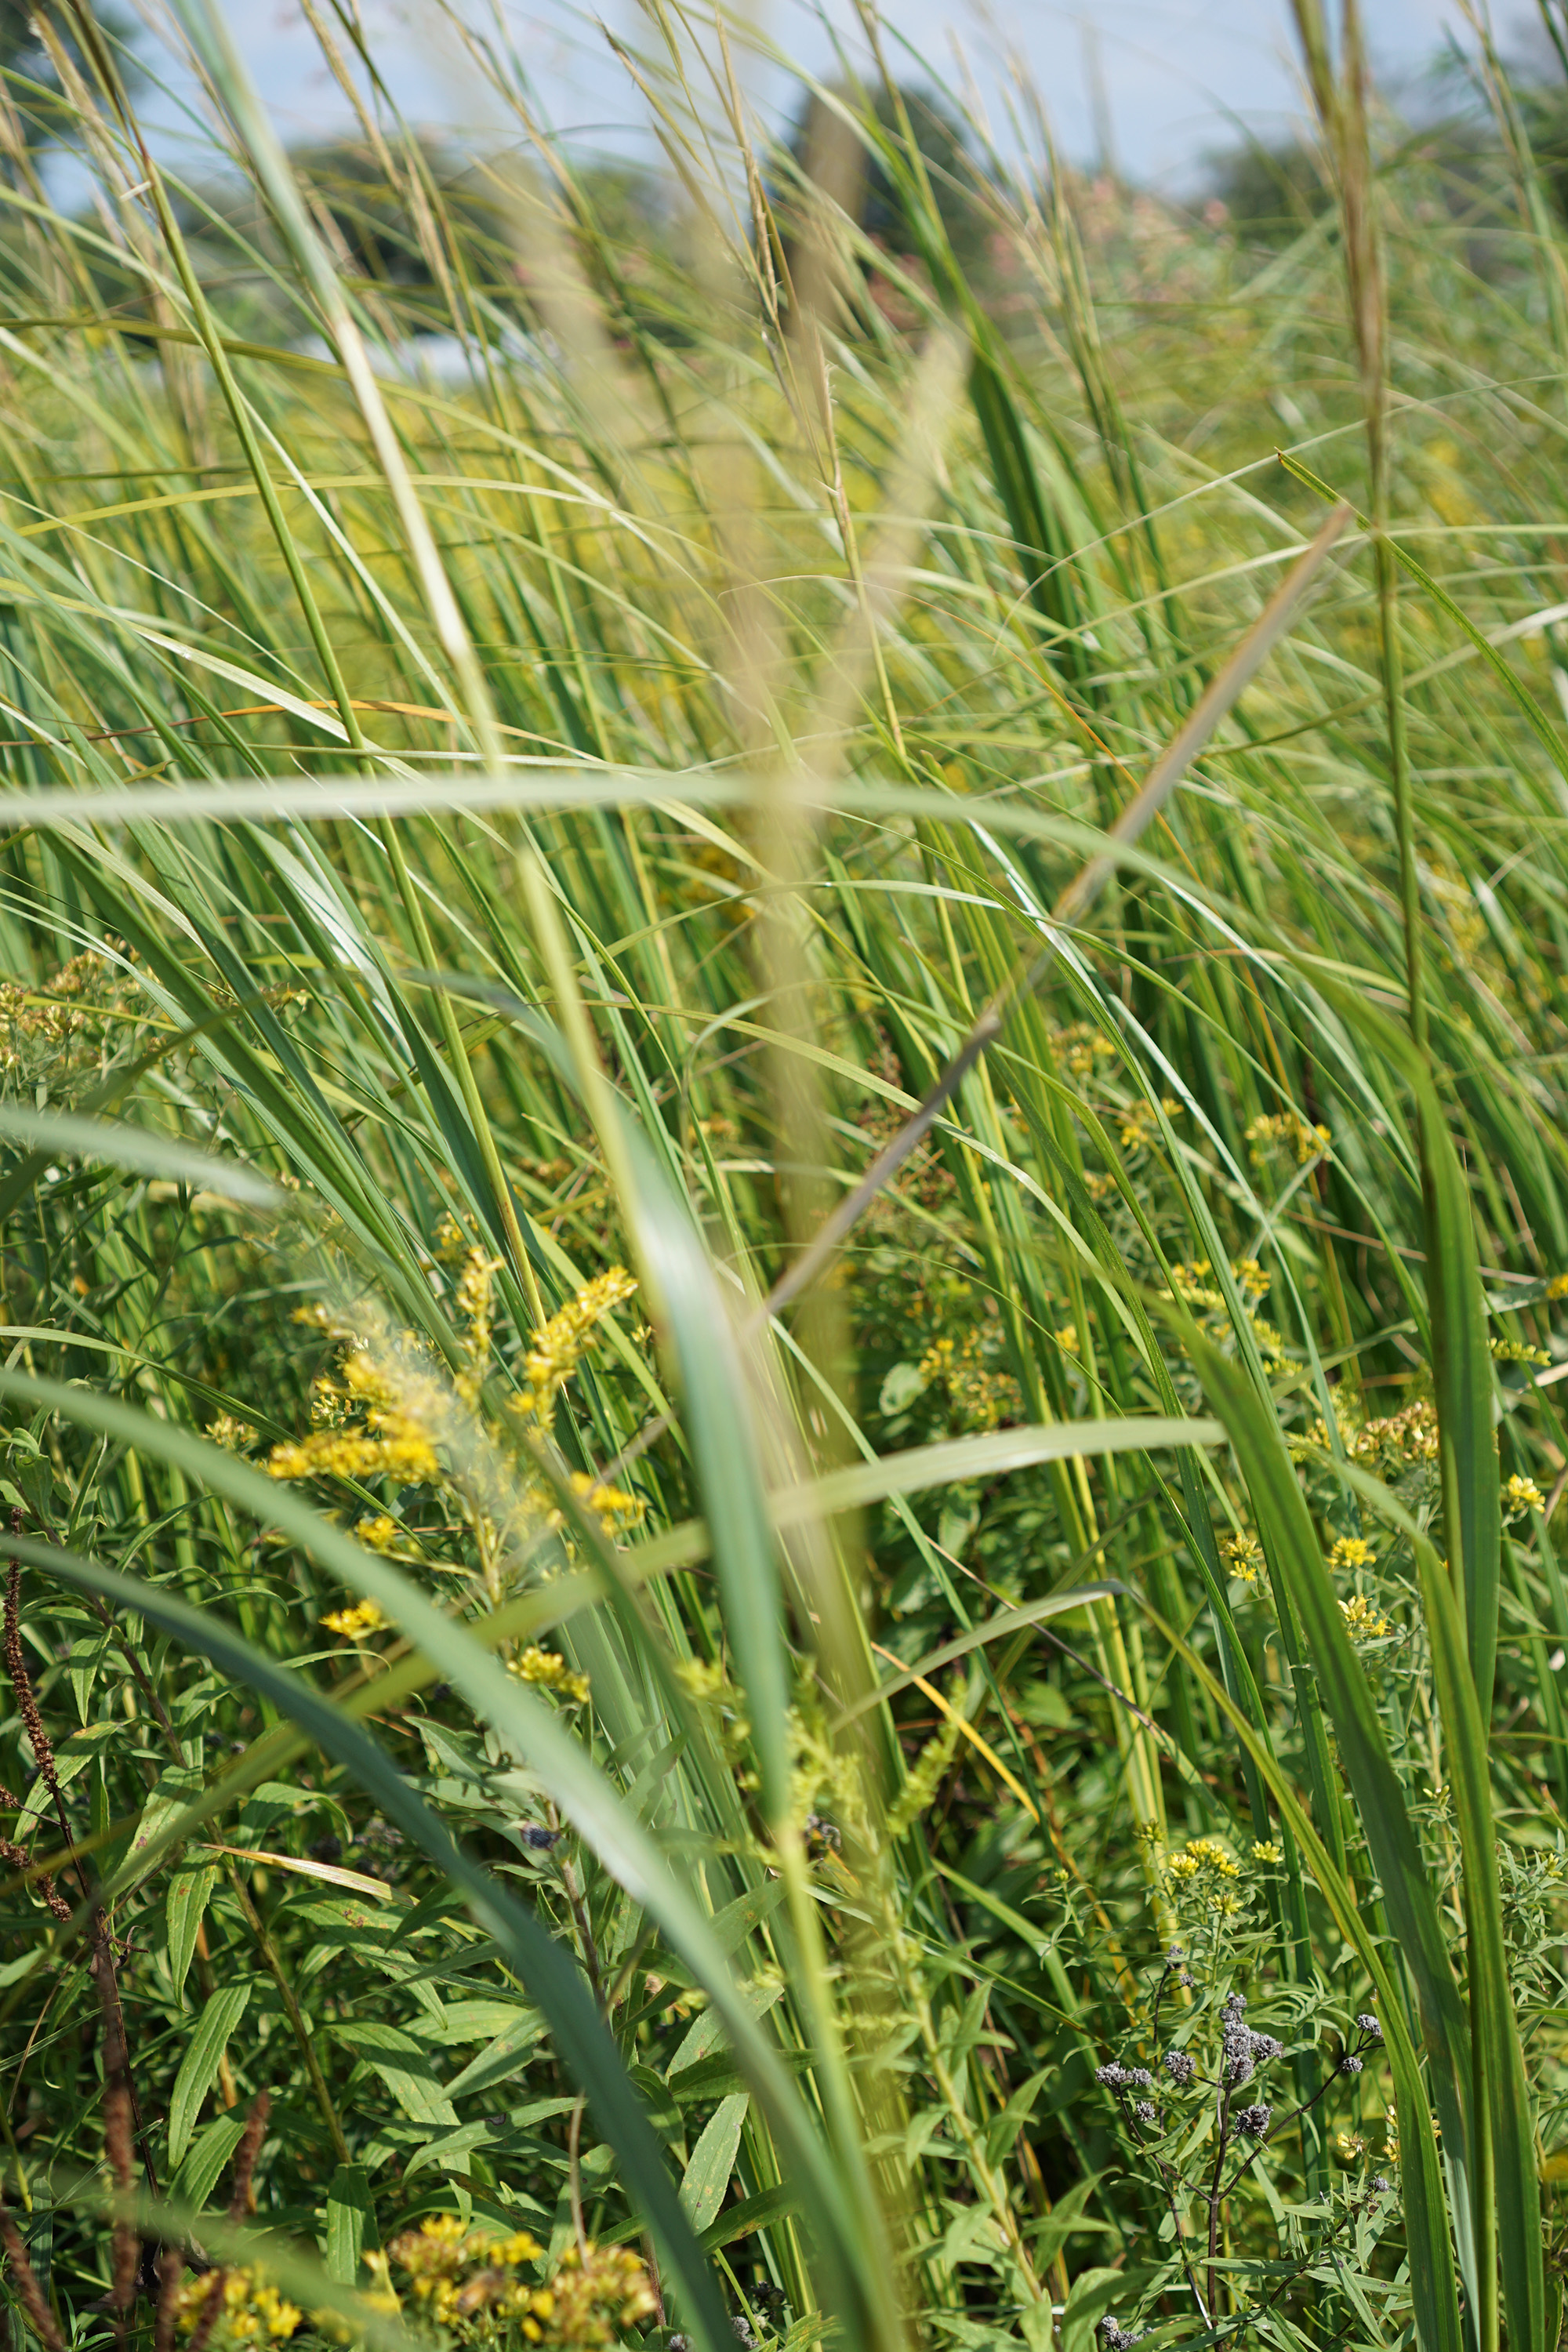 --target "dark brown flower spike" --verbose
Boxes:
[226,2093,270,2223]
[153,2245,186,2352]
[0,2189,64,2352]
